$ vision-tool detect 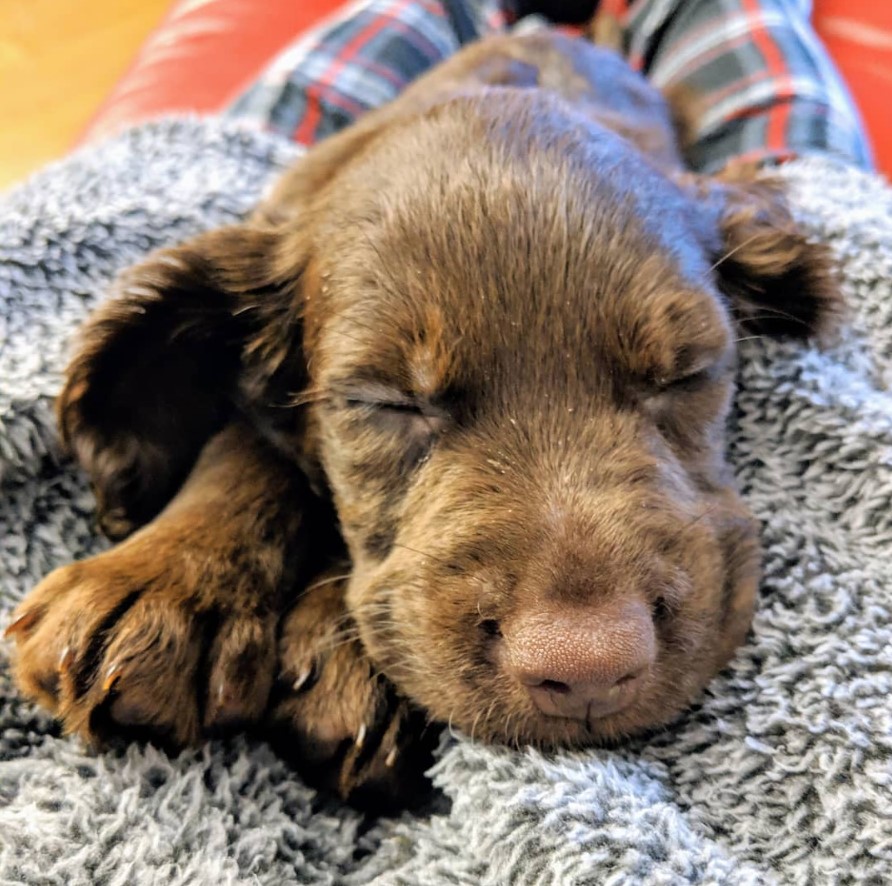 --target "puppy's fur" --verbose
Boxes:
[6,31,839,805]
